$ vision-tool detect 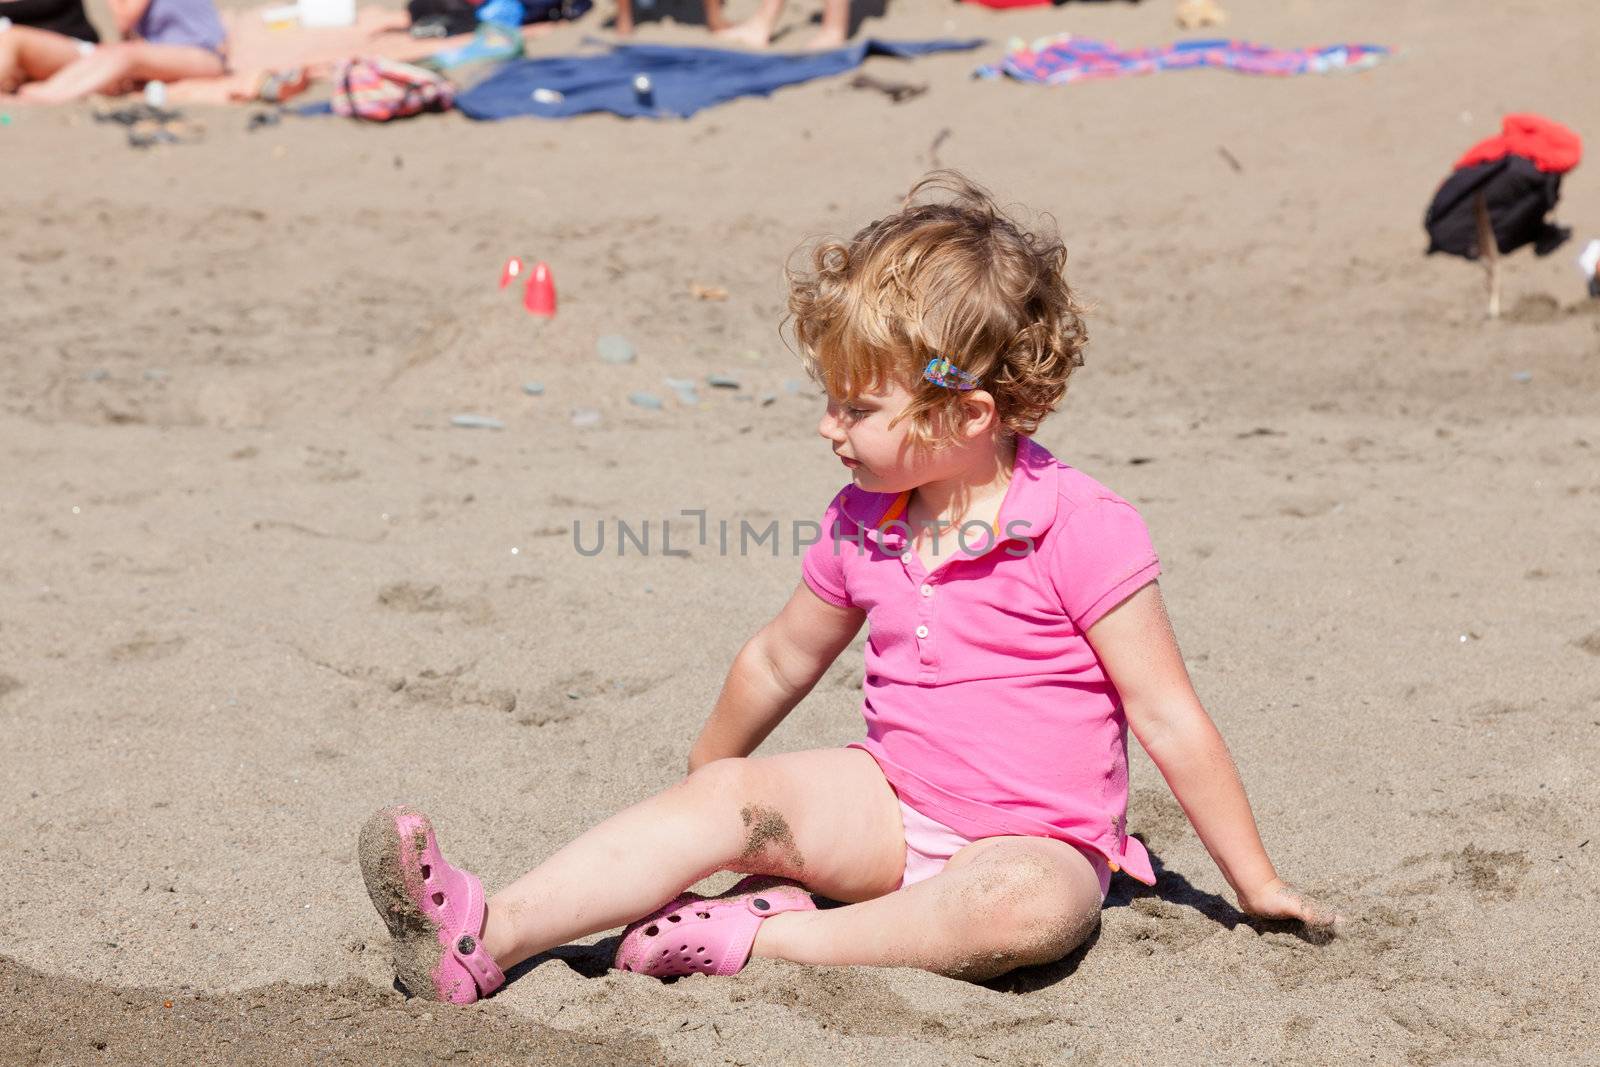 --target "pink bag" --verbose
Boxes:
[331,57,454,121]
